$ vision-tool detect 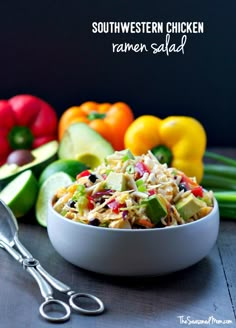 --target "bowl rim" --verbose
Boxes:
[48,196,219,233]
